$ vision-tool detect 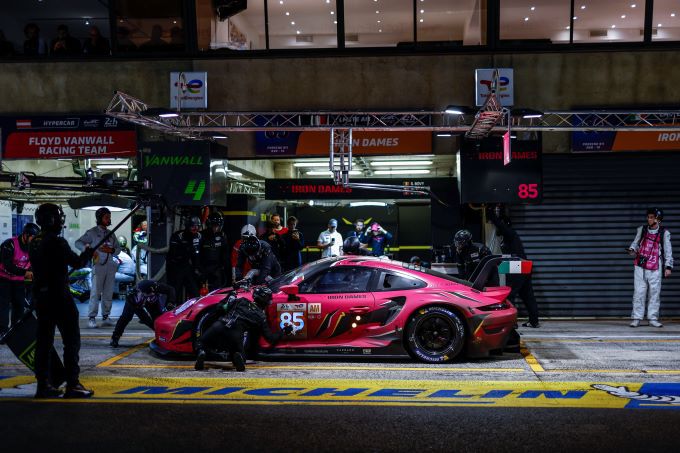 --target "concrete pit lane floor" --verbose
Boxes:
[2,307,680,452]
